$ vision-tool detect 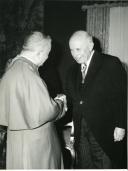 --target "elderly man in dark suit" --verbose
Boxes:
[65,30,127,169]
